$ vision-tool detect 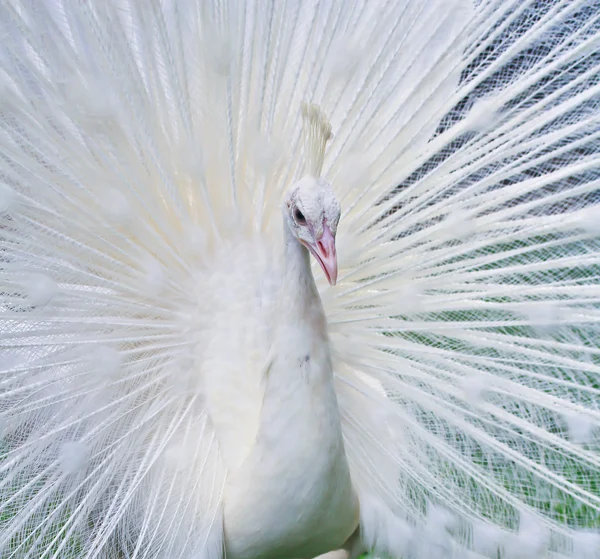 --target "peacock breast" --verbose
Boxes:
[222,333,359,559]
